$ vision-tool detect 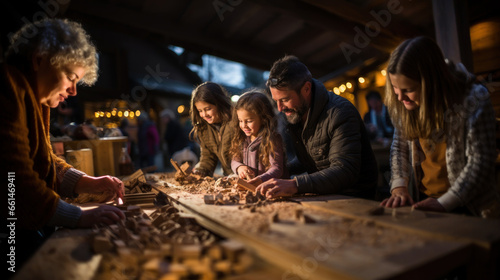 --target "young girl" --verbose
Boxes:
[230,91,289,186]
[380,36,500,218]
[189,82,235,176]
